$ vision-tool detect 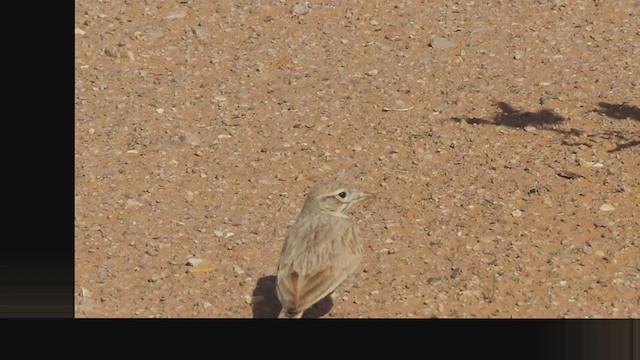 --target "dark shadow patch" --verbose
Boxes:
[493,102,567,128]
[452,103,566,129]
[251,276,281,318]
[300,293,333,319]
[561,129,640,152]
[451,102,639,152]
[250,275,335,318]
[451,102,566,129]
[599,131,640,153]
[593,102,640,121]
[609,139,640,152]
